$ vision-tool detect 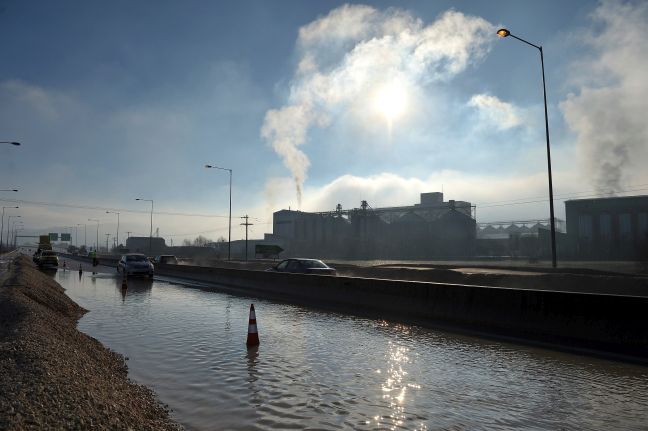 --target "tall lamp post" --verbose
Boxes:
[78,224,86,250]
[106,211,120,251]
[0,141,21,146]
[12,221,23,248]
[13,227,24,248]
[497,28,557,268]
[205,164,232,260]
[88,219,100,252]
[136,198,154,256]
[6,215,21,250]
[1,206,19,251]
[0,189,18,192]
